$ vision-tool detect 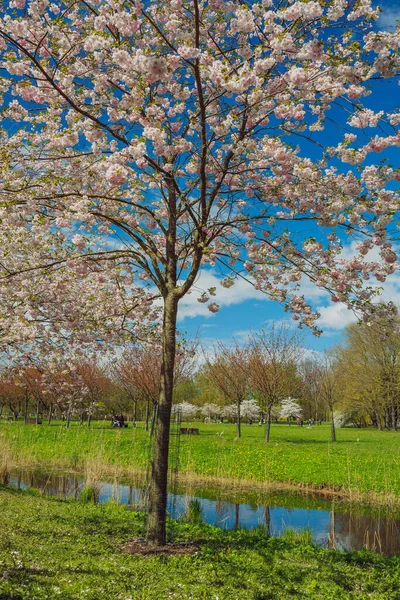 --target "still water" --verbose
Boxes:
[7,470,400,556]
